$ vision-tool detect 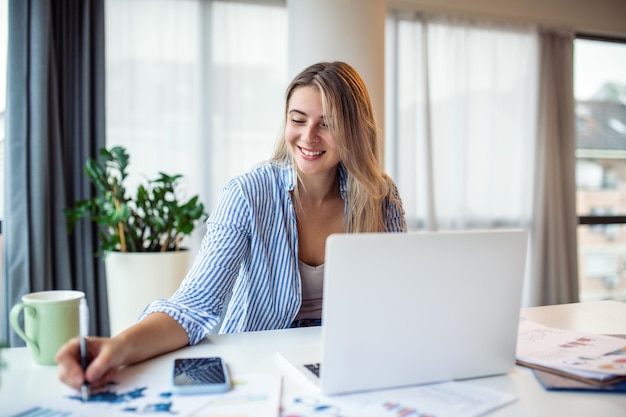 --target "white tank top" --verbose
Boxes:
[294,259,324,321]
